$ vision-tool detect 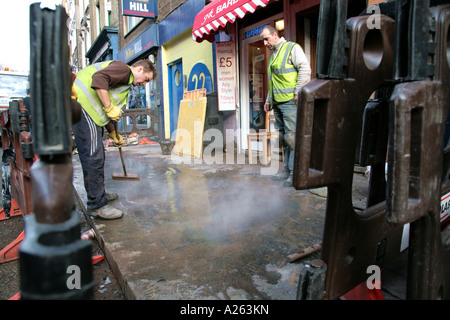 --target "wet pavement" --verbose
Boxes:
[72,142,370,300]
